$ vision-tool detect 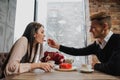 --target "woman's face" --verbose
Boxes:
[34,27,45,43]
